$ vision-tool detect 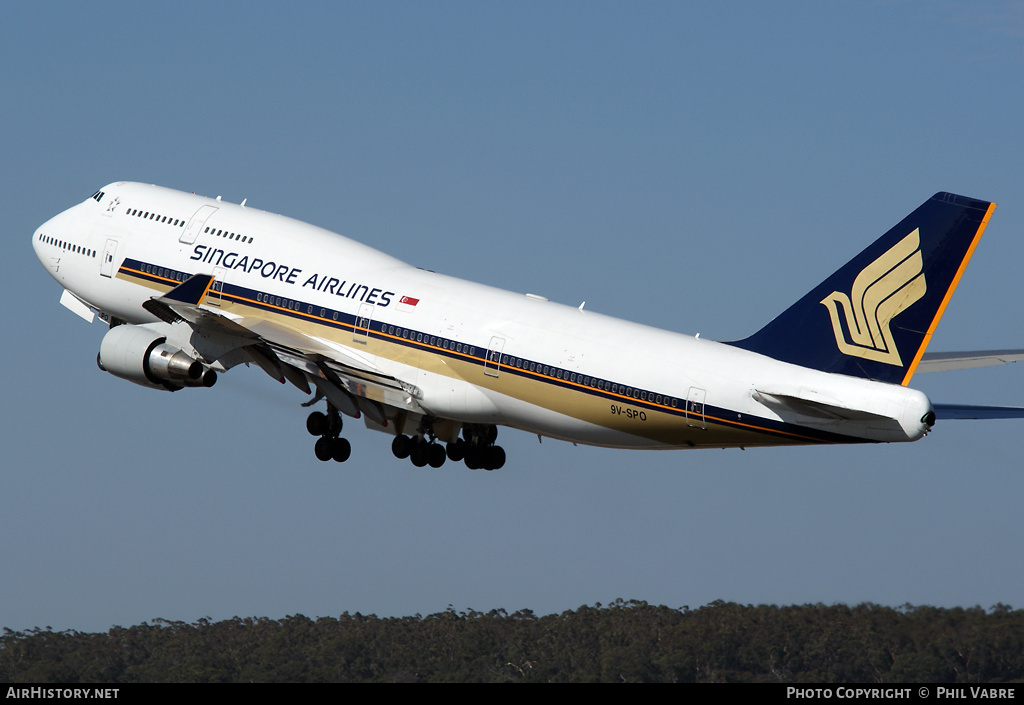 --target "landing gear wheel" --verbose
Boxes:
[410,439,429,468]
[428,443,447,468]
[446,439,466,462]
[307,411,328,436]
[484,445,505,471]
[314,436,334,462]
[464,446,483,470]
[392,434,412,459]
[331,437,351,463]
